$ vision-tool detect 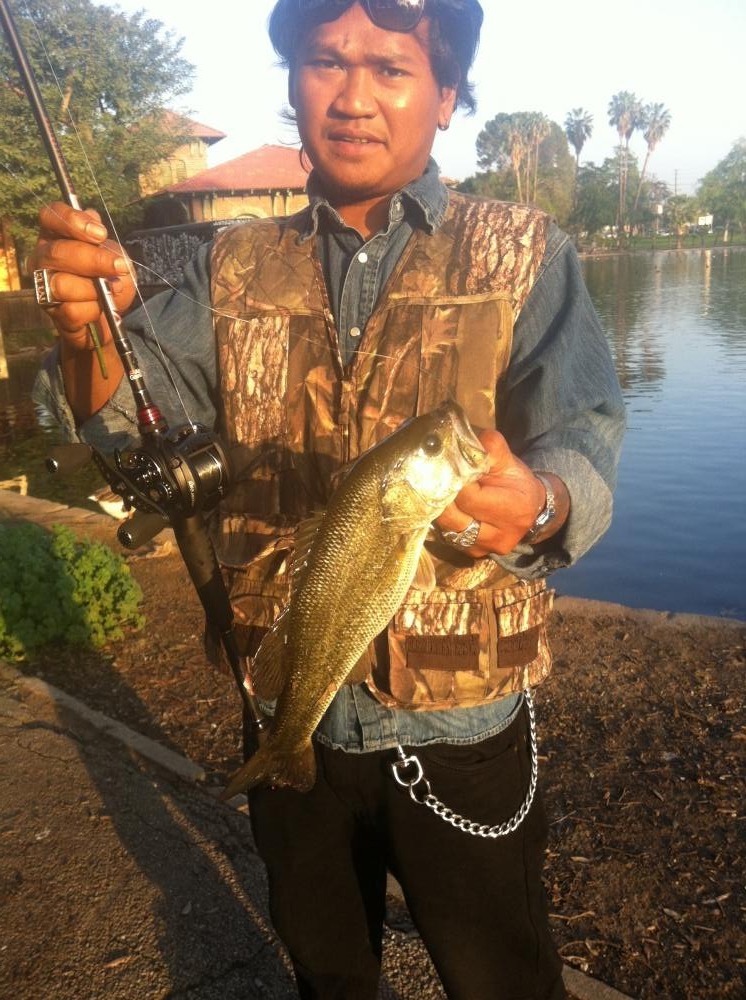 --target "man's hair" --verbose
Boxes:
[268,0,484,115]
